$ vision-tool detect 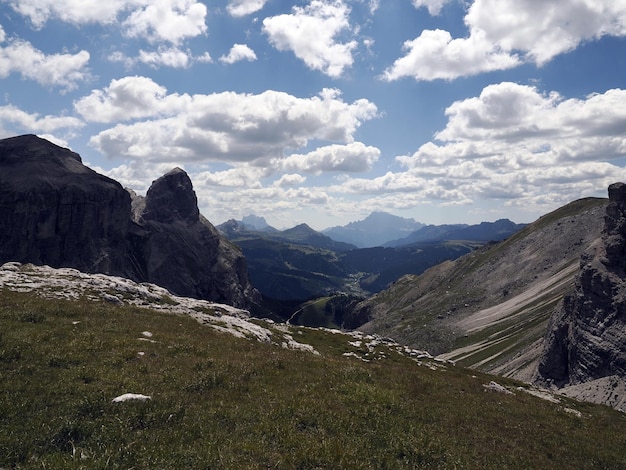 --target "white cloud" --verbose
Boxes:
[227,0,269,17]
[219,44,257,64]
[279,142,380,174]
[382,28,519,81]
[109,49,212,69]
[367,0,380,14]
[383,83,626,213]
[123,0,207,45]
[263,0,357,78]
[466,0,626,65]
[195,166,266,189]
[385,0,626,81]
[0,105,83,133]
[9,0,208,45]
[0,25,5,43]
[6,0,130,27]
[74,76,191,123]
[411,0,452,16]
[431,83,626,159]
[0,39,90,90]
[80,78,378,164]
[139,47,192,68]
[274,173,307,187]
